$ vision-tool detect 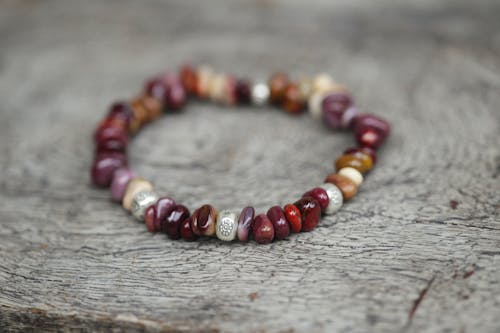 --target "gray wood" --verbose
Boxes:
[0,0,499,332]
